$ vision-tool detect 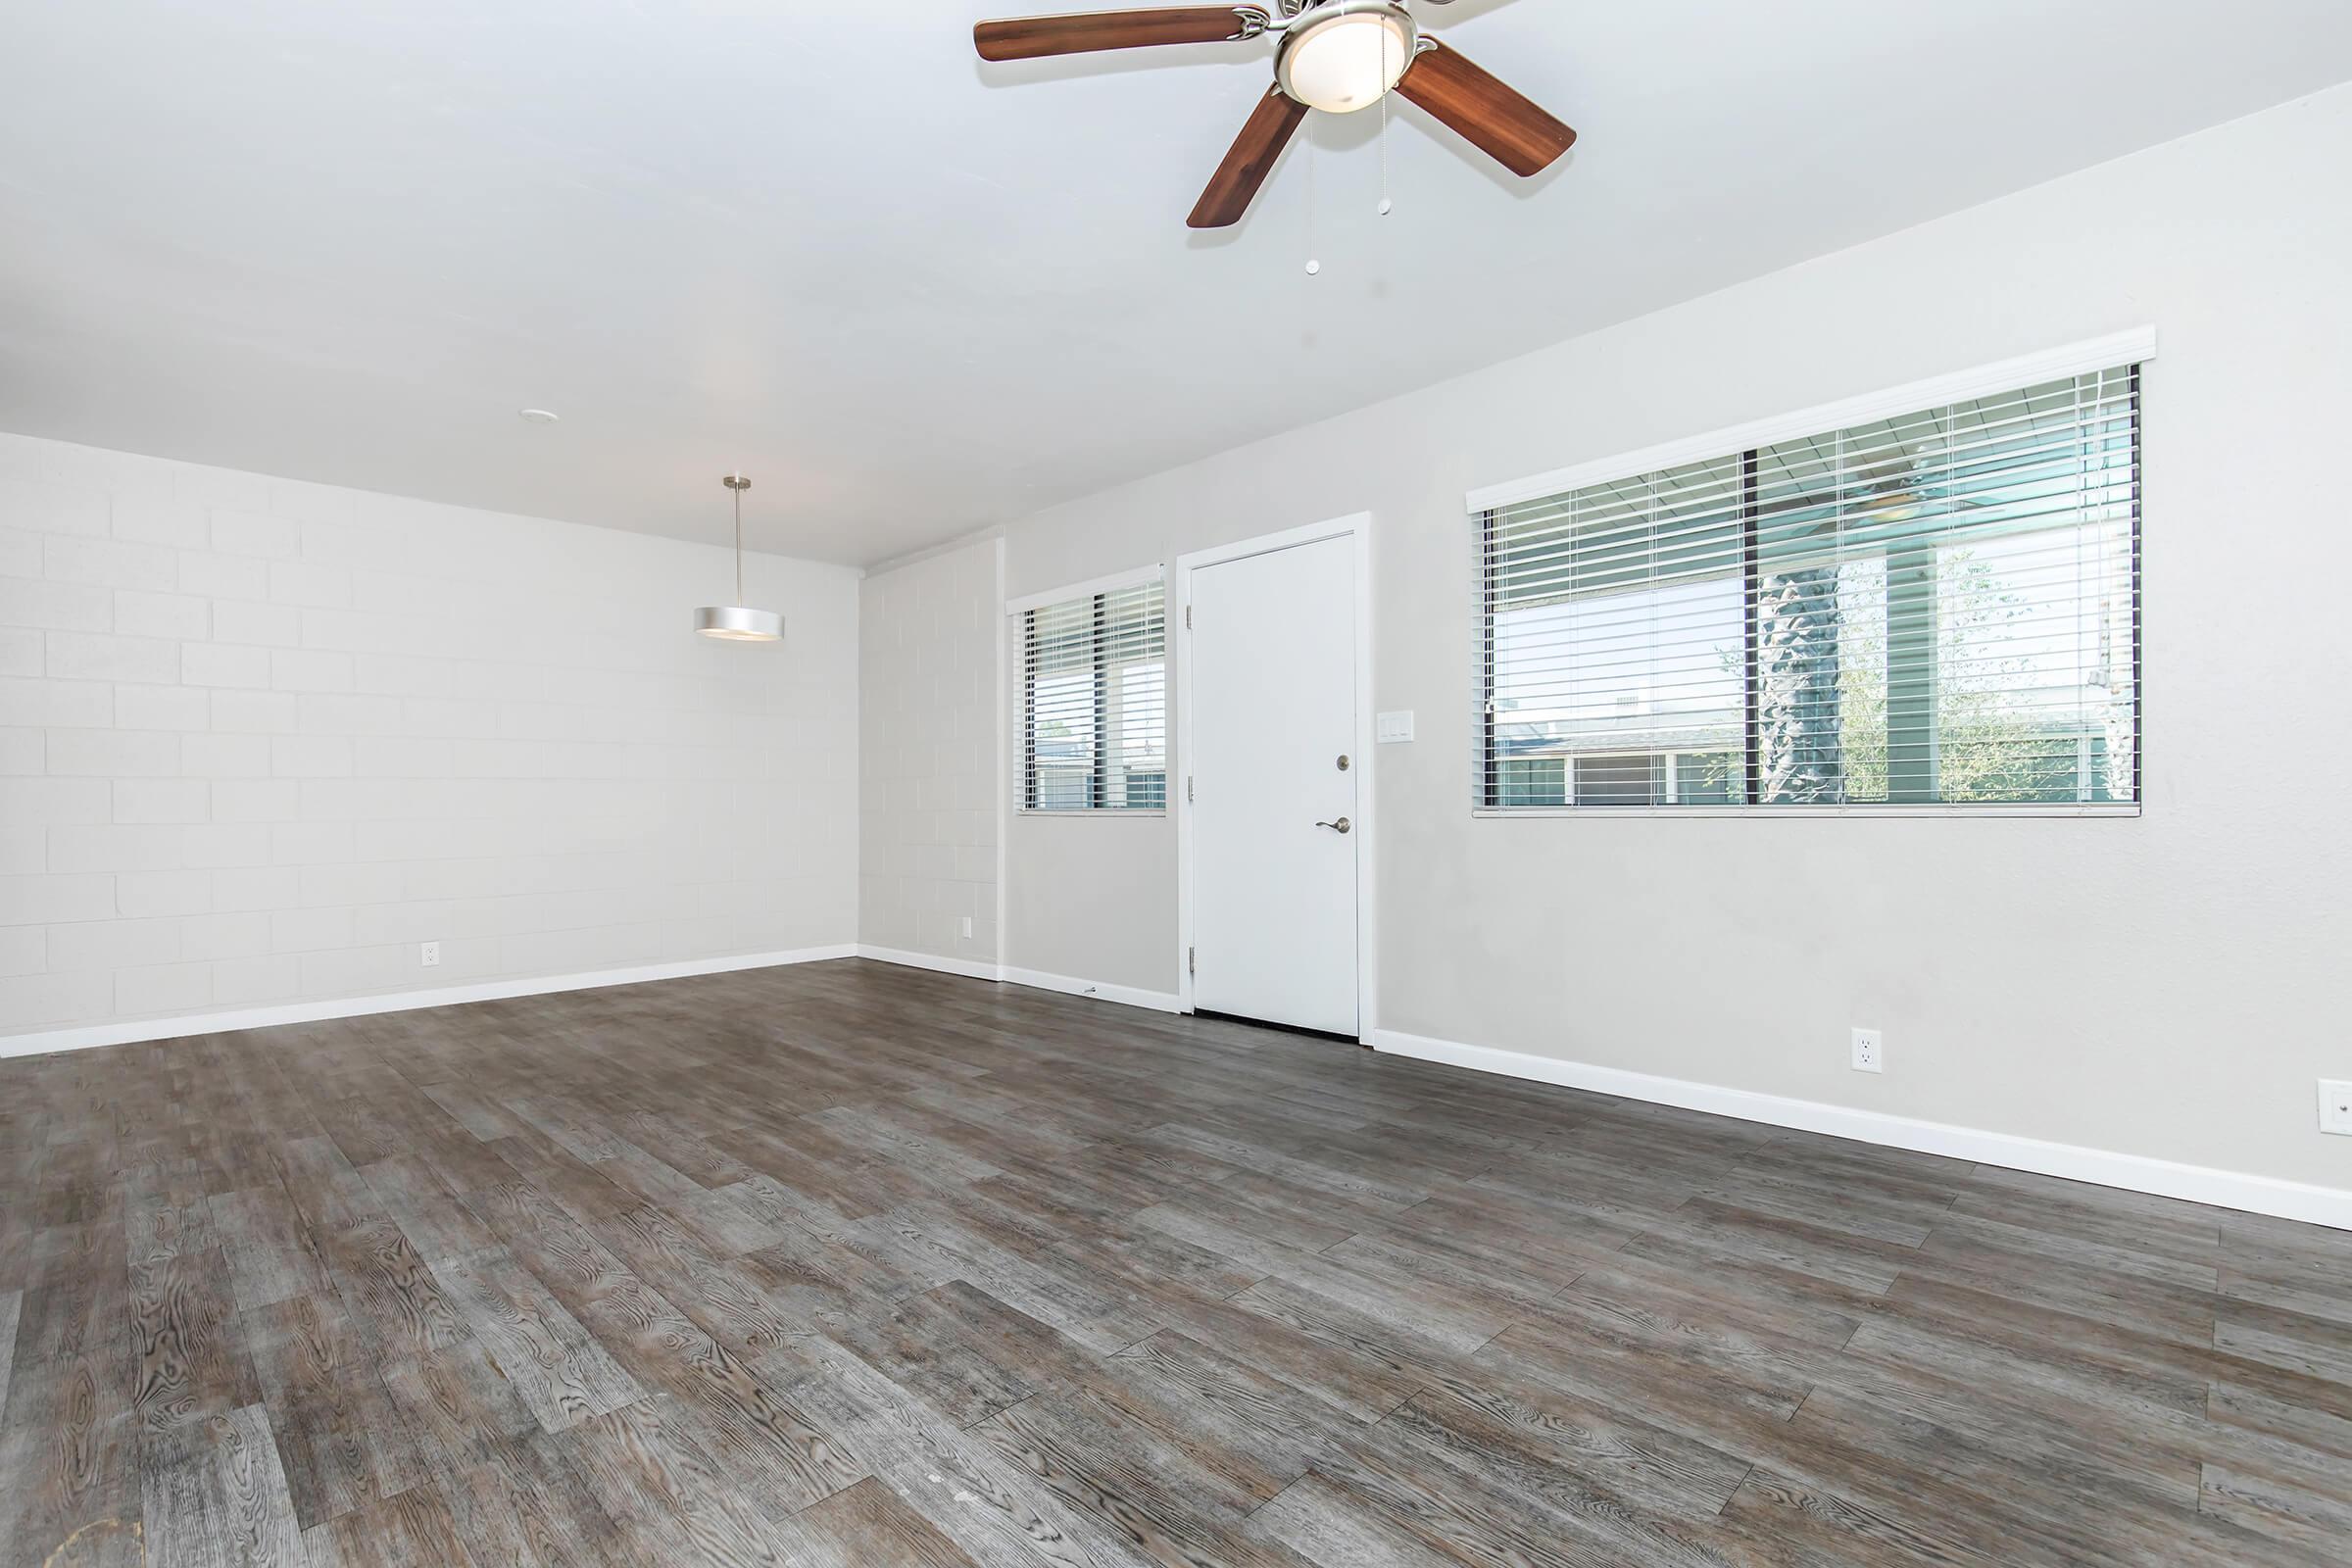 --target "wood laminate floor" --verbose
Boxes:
[3,958,2349,1566]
